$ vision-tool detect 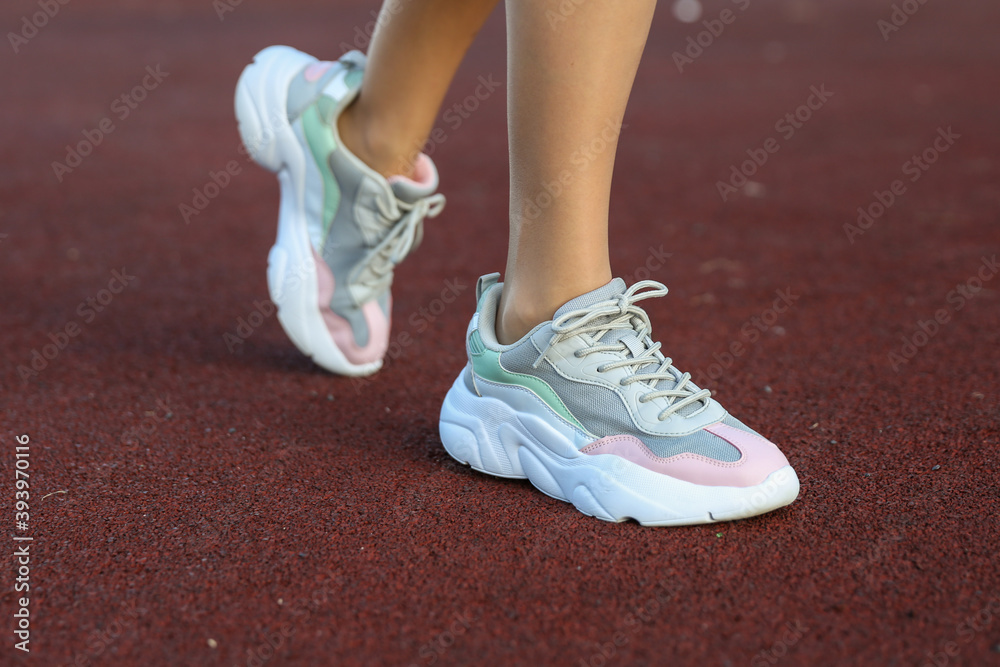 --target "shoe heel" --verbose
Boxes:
[439,370,527,479]
[234,45,315,173]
